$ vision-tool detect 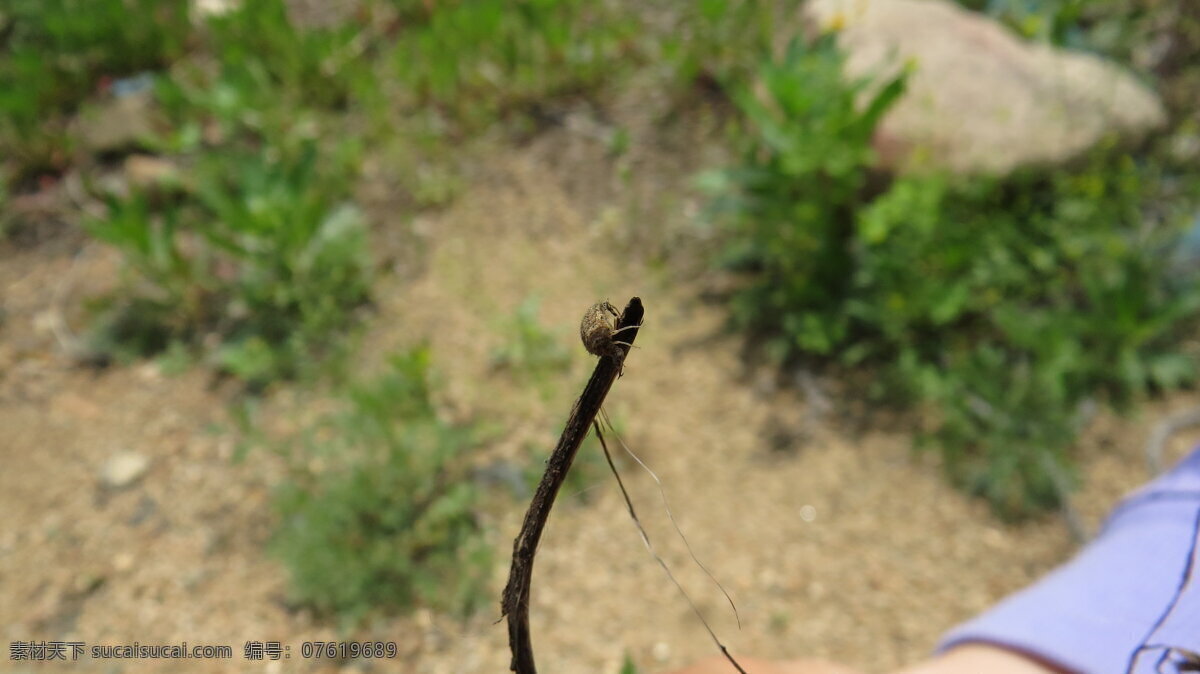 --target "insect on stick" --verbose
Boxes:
[501,297,747,673]
[581,300,642,370]
[501,297,644,674]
